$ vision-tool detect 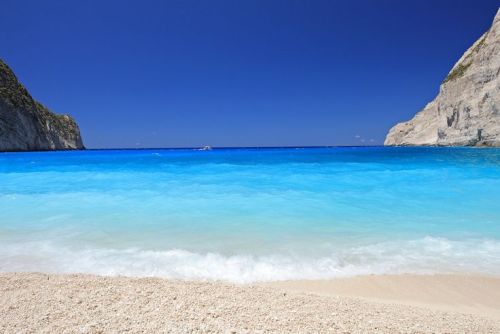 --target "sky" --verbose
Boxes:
[1,0,498,148]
